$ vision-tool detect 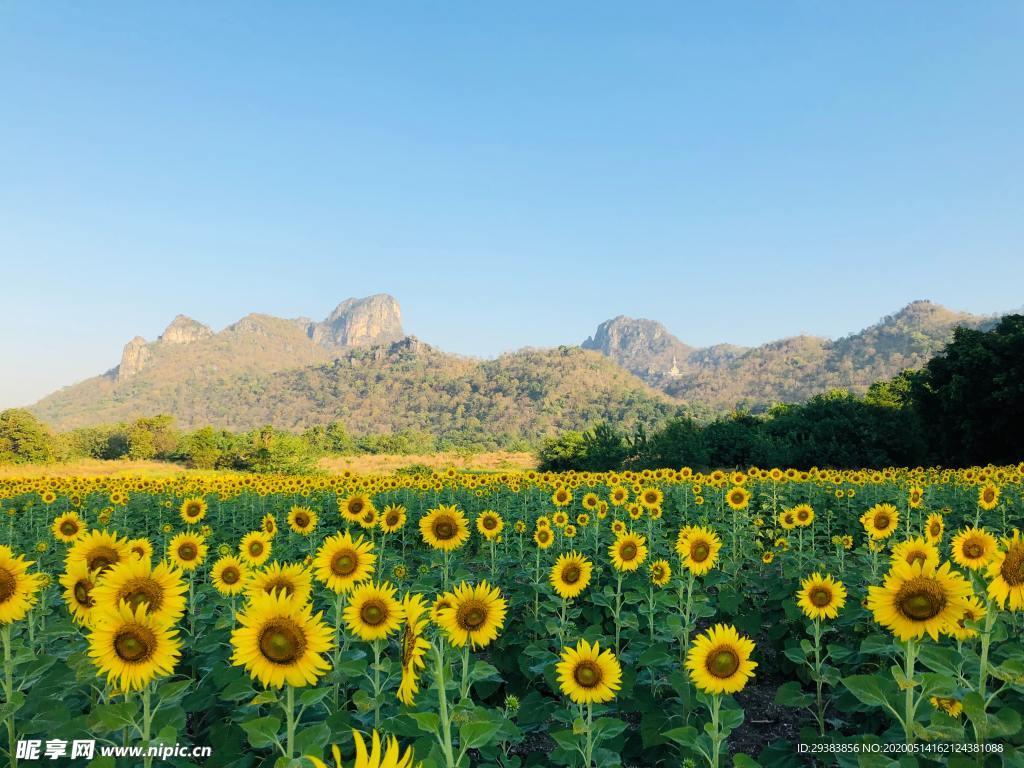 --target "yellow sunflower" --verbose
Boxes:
[91,558,187,625]
[288,506,318,536]
[866,560,973,641]
[890,537,940,570]
[305,730,418,768]
[949,595,987,641]
[686,624,757,695]
[167,532,207,572]
[476,511,504,541]
[314,531,376,594]
[677,526,722,576]
[231,590,334,688]
[345,582,405,642]
[341,494,375,524]
[52,511,86,543]
[0,549,43,624]
[247,561,313,604]
[66,530,130,577]
[978,483,999,511]
[60,562,99,625]
[551,487,572,507]
[379,505,407,534]
[239,531,273,566]
[533,527,554,549]
[649,559,672,587]
[555,639,622,705]
[436,581,507,649]
[179,498,207,525]
[212,555,249,596]
[950,526,998,571]
[88,602,181,692]
[725,486,750,511]
[419,505,470,552]
[796,573,847,621]
[924,513,944,544]
[397,594,430,706]
[792,504,815,527]
[638,487,663,510]
[907,486,924,509]
[861,503,899,540]
[550,552,593,600]
[609,532,647,572]
[930,696,963,718]
[986,531,1024,610]
[126,538,153,563]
